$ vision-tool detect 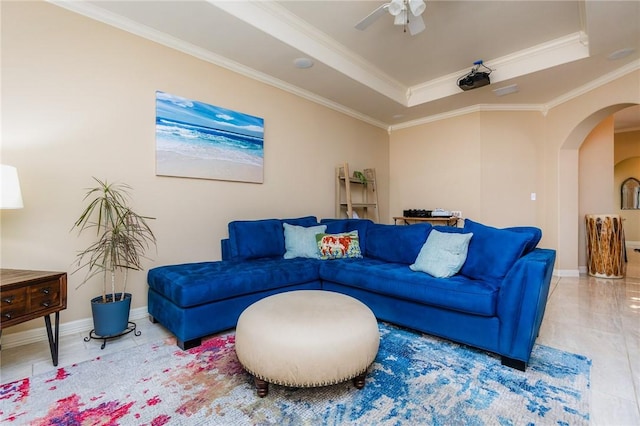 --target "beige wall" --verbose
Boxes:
[389,113,482,222]
[0,2,389,335]
[578,117,615,267]
[614,129,640,242]
[615,129,640,163]
[545,72,639,273]
[390,111,544,229]
[390,72,640,274]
